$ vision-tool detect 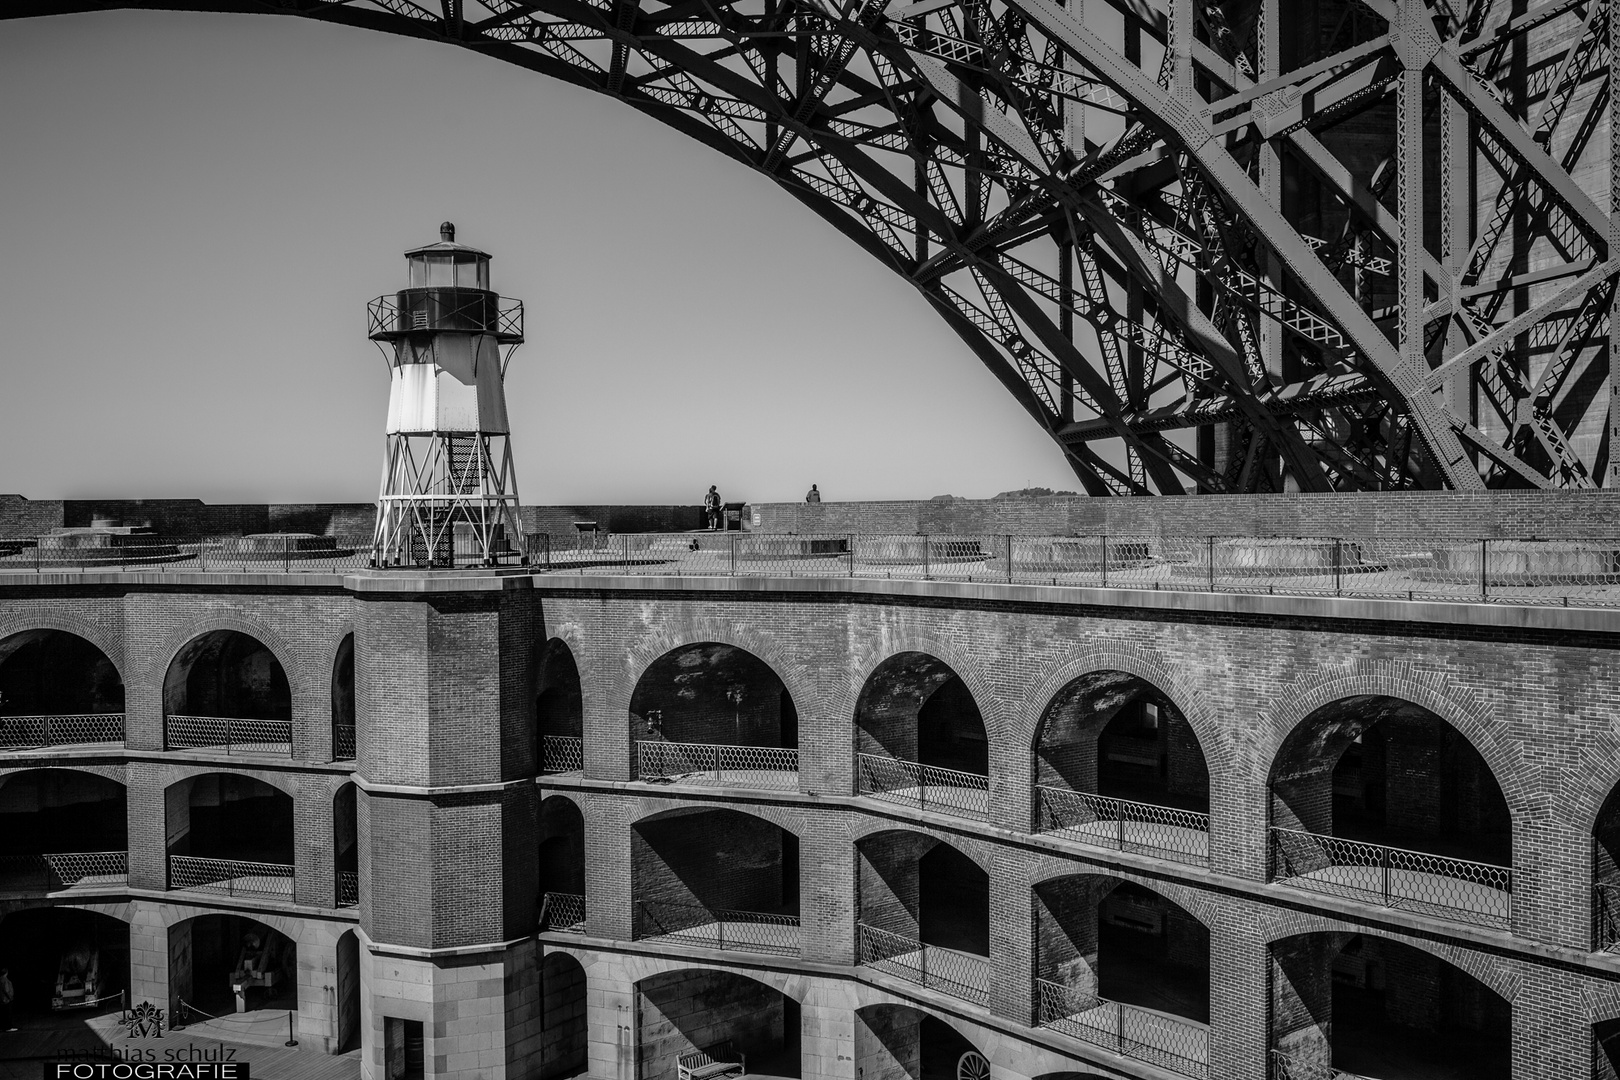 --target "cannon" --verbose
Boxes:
[229,930,285,1013]
[52,943,101,1010]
